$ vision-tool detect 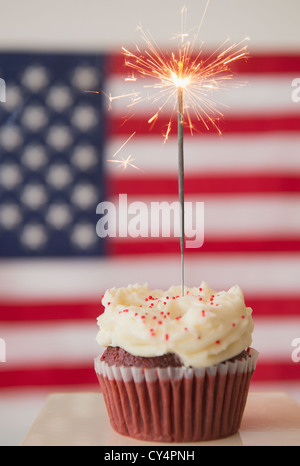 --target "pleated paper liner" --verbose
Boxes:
[94,348,258,442]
